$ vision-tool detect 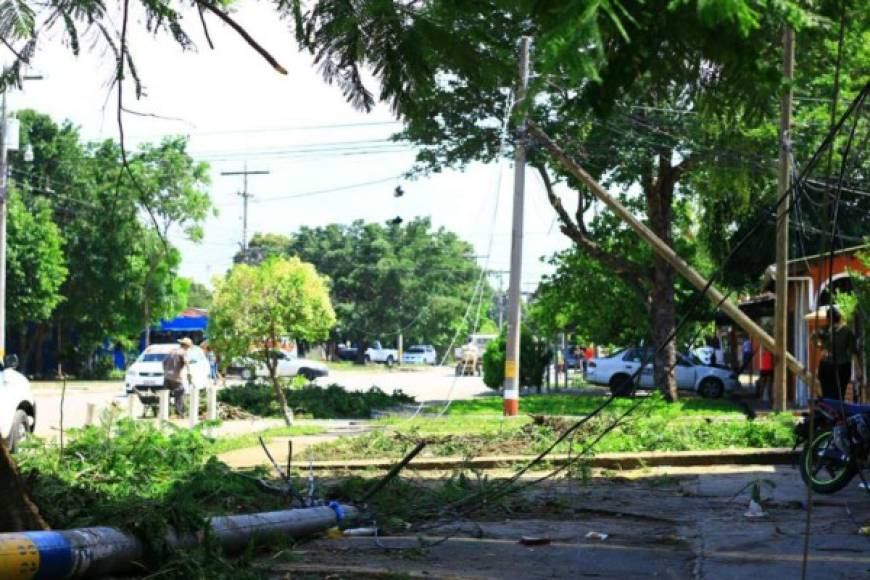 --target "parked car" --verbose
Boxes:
[691,346,727,367]
[0,355,36,452]
[230,349,329,381]
[336,344,359,361]
[125,343,212,397]
[365,341,399,366]
[585,347,740,398]
[402,345,438,365]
